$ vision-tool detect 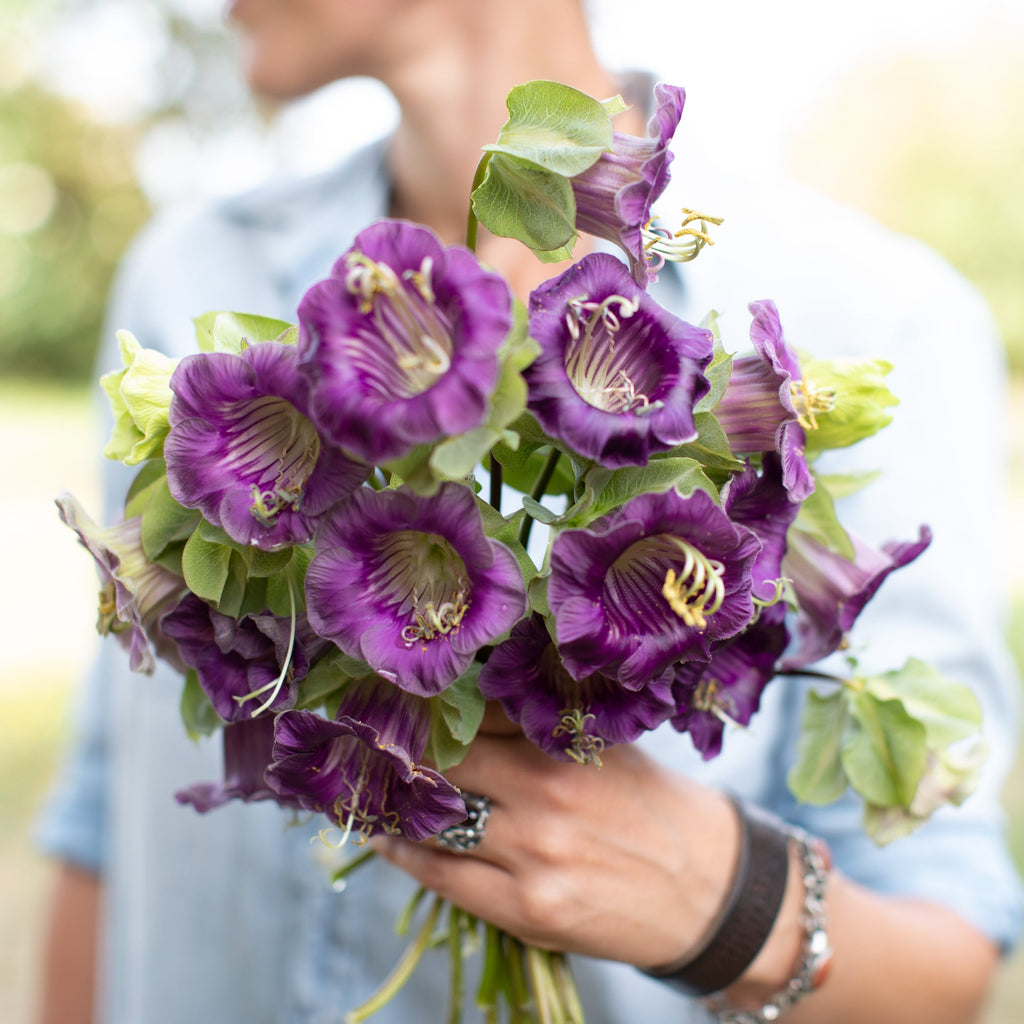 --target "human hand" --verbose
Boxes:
[372,711,740,969]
